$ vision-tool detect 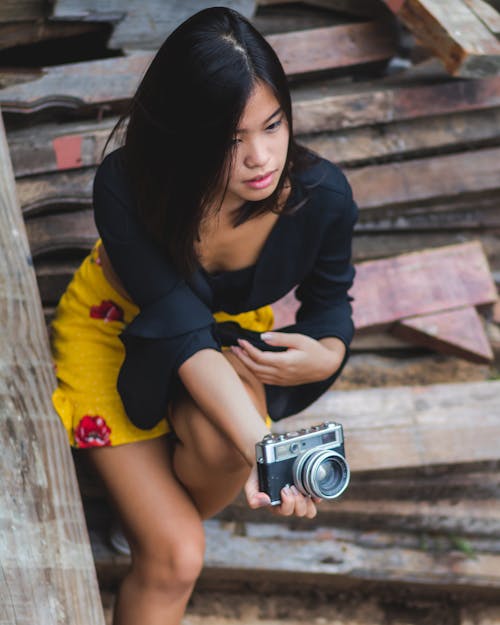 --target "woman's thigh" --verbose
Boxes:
[83,435,205,581]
